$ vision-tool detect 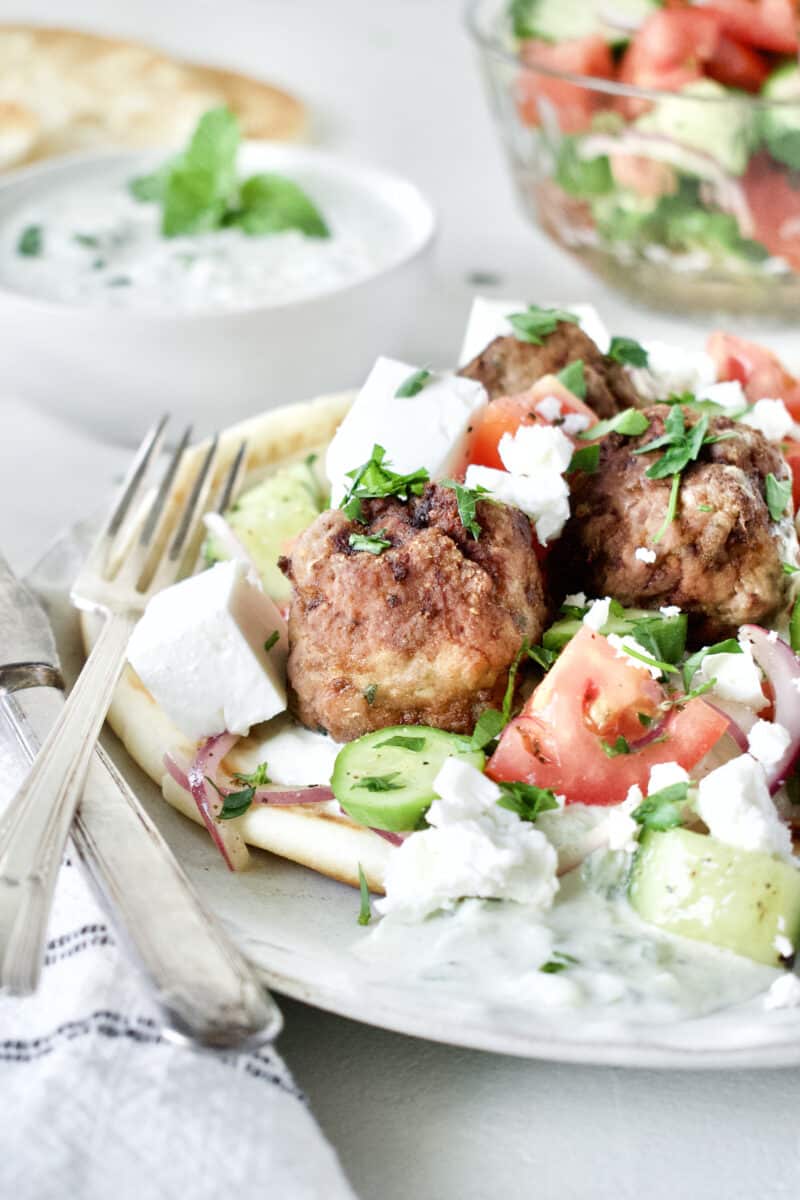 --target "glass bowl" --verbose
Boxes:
[466,0,800,318]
